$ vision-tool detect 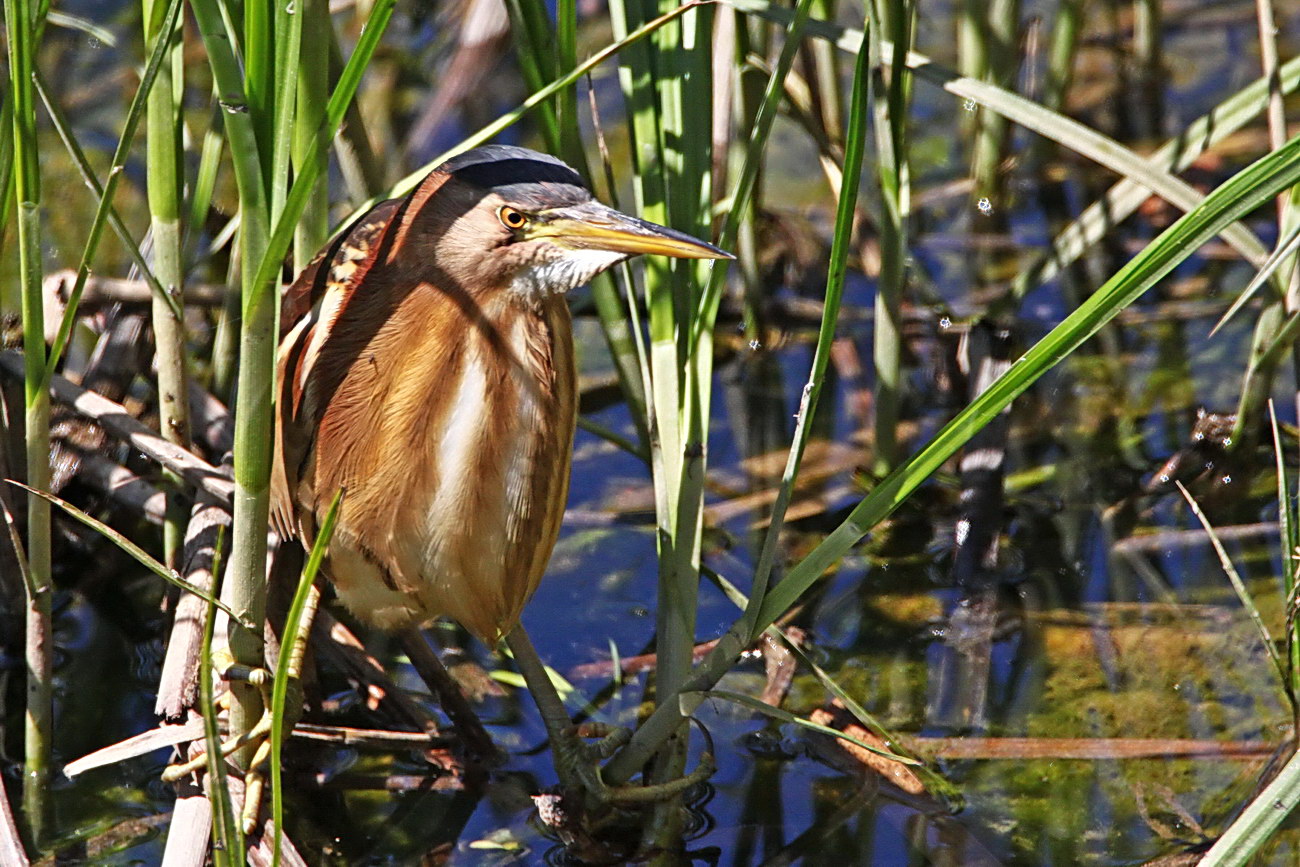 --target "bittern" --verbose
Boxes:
[267,145,728,798]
